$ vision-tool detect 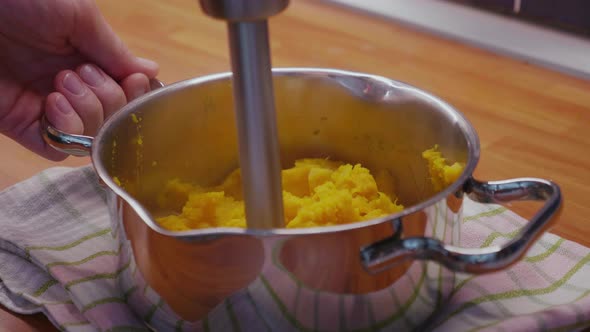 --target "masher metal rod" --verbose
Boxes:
[198,0,289,229]
[227,21,284,229]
